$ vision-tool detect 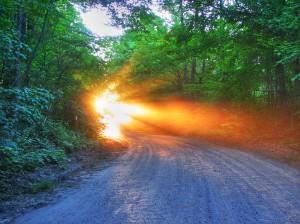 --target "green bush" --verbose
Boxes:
[22,148,66,171]
[43,121,86,150]
[0,146,22,173]
[183,84,201,96]
[0,87,91,179]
